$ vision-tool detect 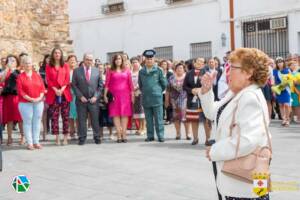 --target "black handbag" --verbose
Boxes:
[107,91,114,103]
[1,70,19,96]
